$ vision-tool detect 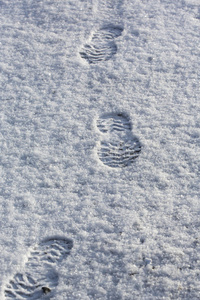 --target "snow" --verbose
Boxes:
[0,0,200,299]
